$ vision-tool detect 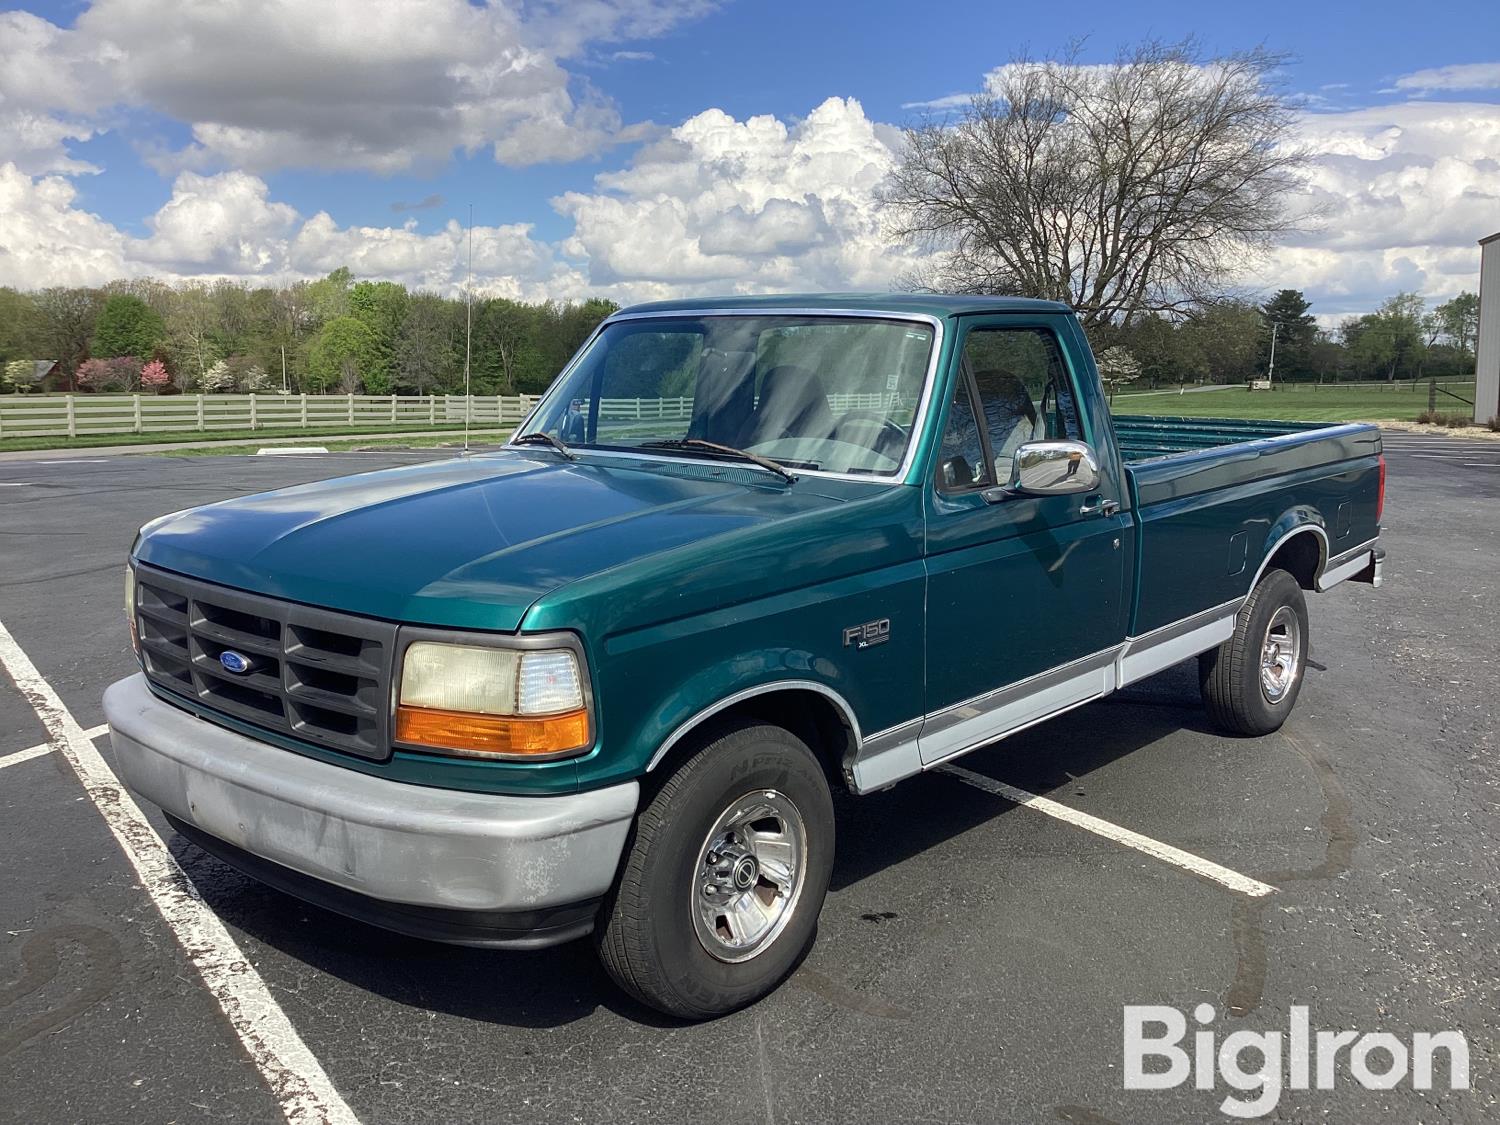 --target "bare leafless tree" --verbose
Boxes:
[885,40,1310,328]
